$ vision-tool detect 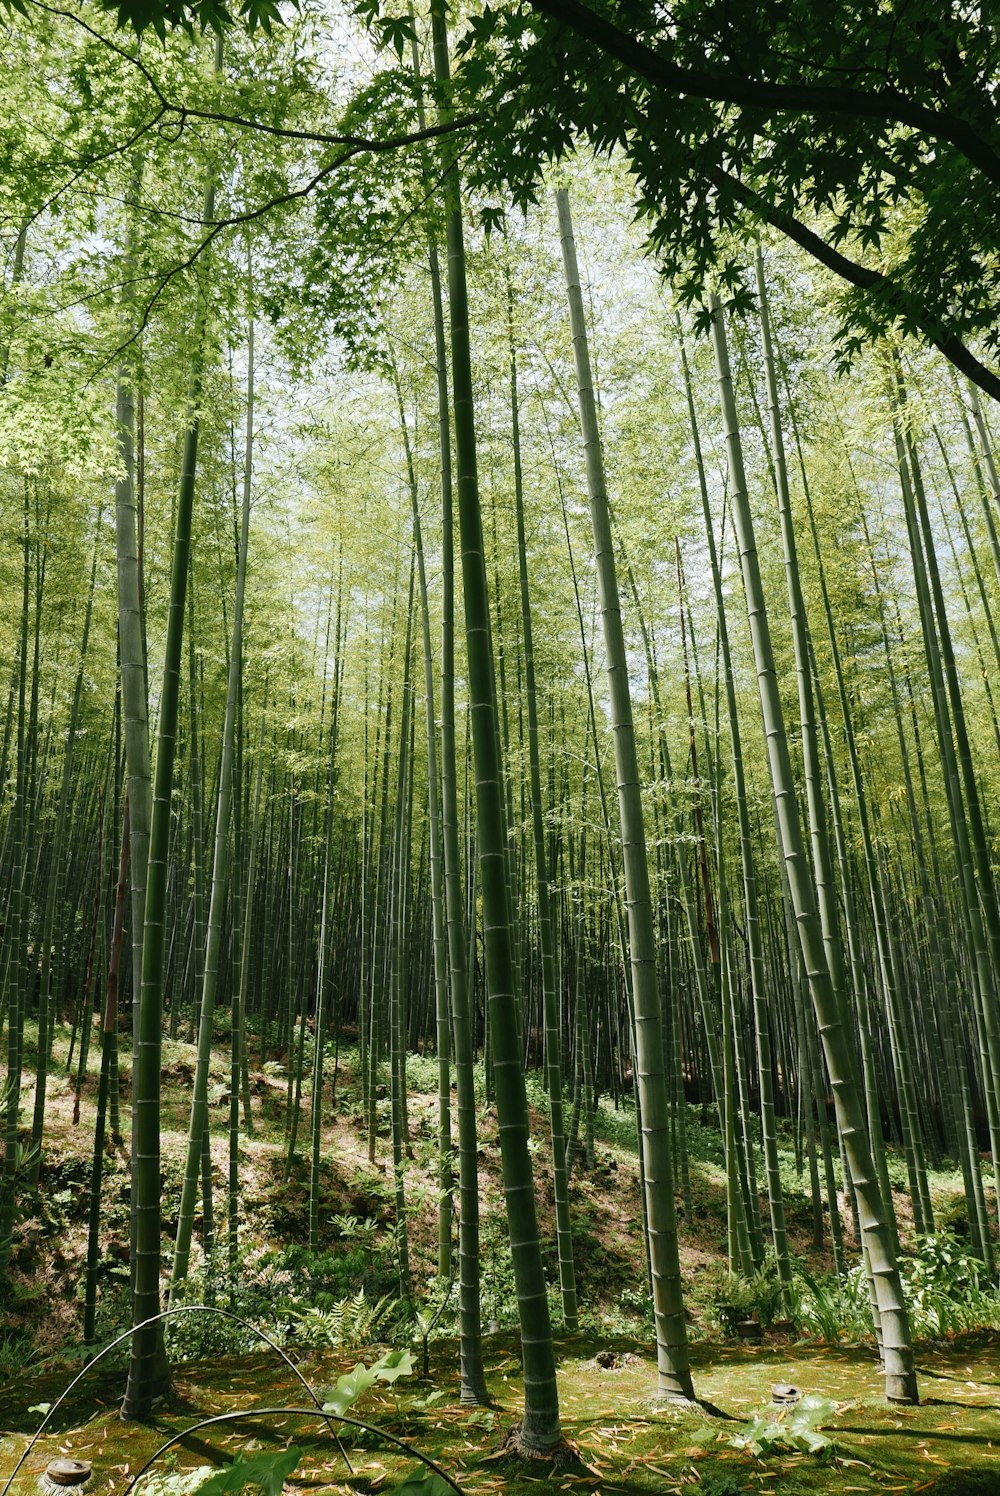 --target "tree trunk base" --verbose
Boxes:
[652,1371,697,1407]
[884,1373,919,1405]
[120,1346,171,1422]
[651,1393,699,1412]
[119,1384,171,1423]
[495,1425,579,1466]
